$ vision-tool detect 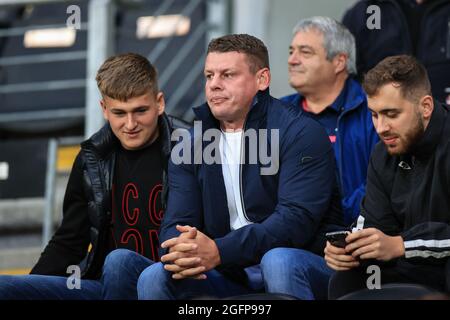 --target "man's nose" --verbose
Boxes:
[375,116,390,135]
[208,75,222,90]
[288,51,299,65]
[125,114,137,130]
